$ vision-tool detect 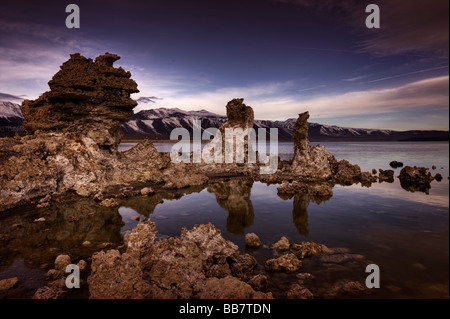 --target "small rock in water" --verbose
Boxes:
[140,187,154,196]
[82,241,91,246]
[265,253,302,273]
[131,215,140,221]
[434,173,443,182]
[0,277,19,290]
[273,236,290,251]
[245,233,261,247]
[432,165,437,170]
[389,161,404,168]
[33,217,46,223]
